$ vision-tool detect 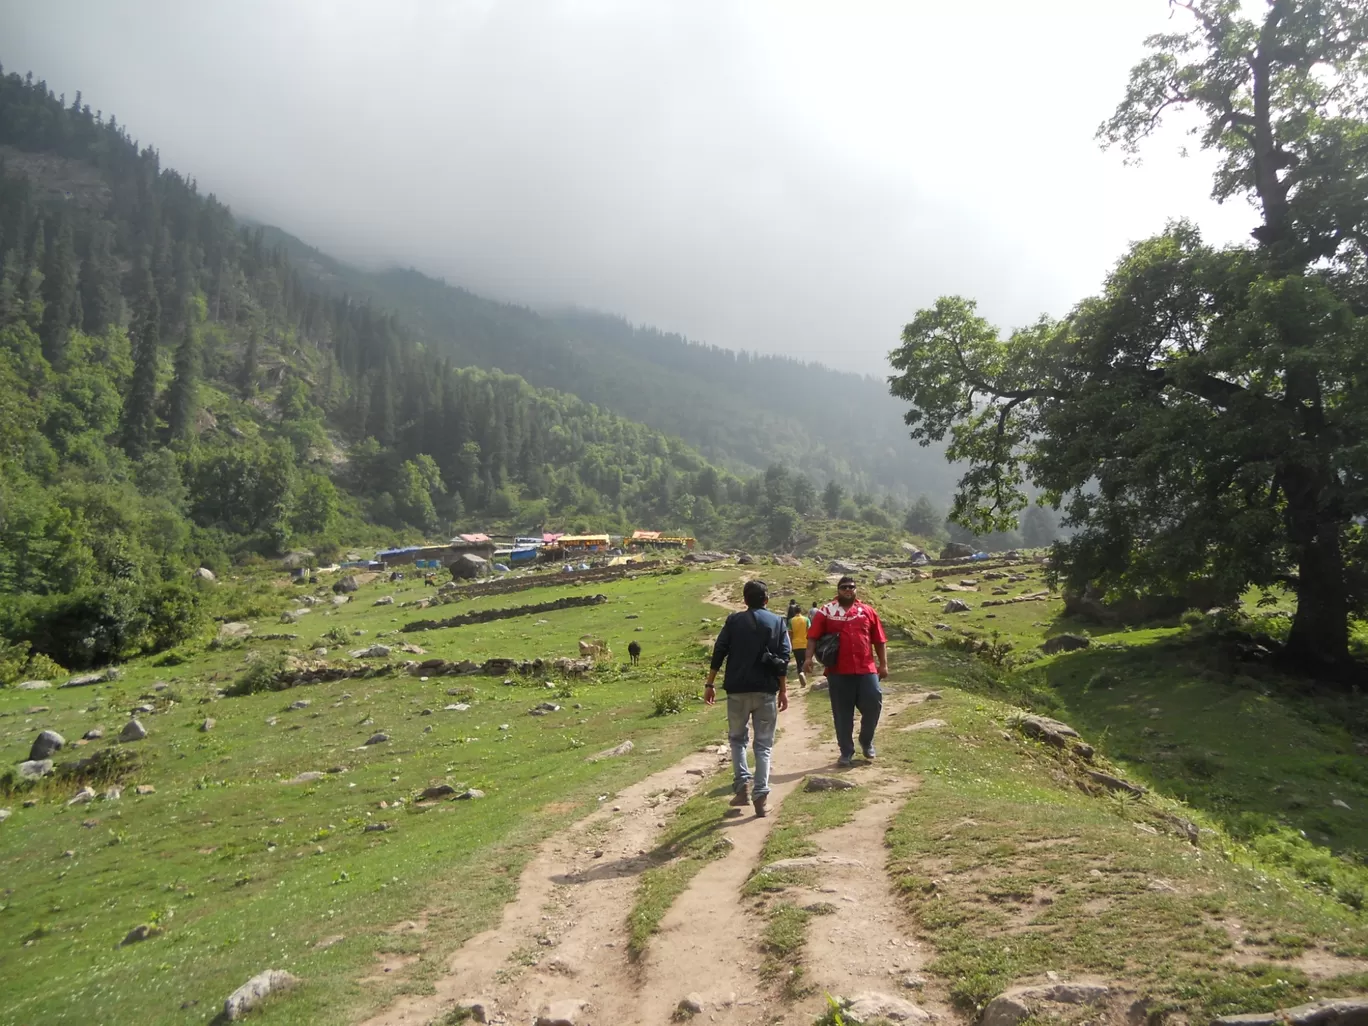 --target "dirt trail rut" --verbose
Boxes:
[359,686,937,1026]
